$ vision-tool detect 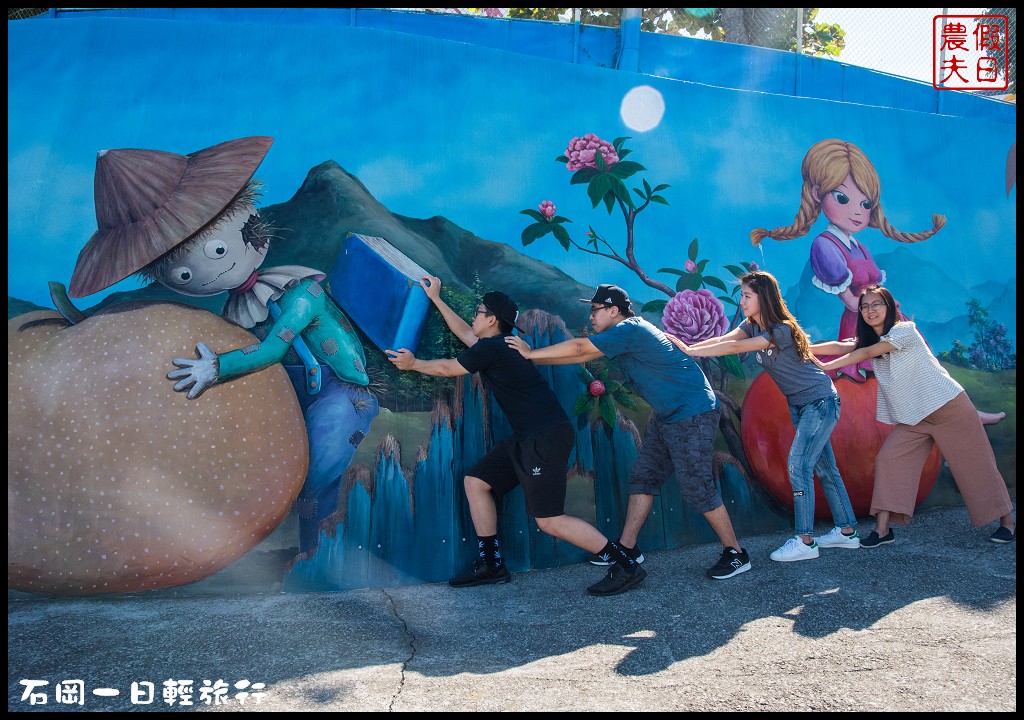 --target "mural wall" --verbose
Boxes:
[8,10,1016,596]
